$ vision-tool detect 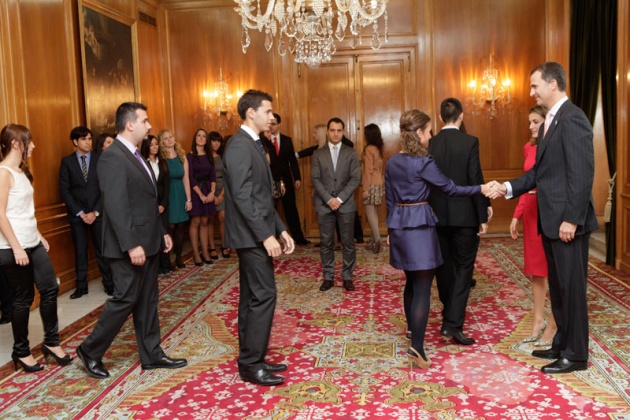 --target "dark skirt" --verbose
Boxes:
[389,226,443,271]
